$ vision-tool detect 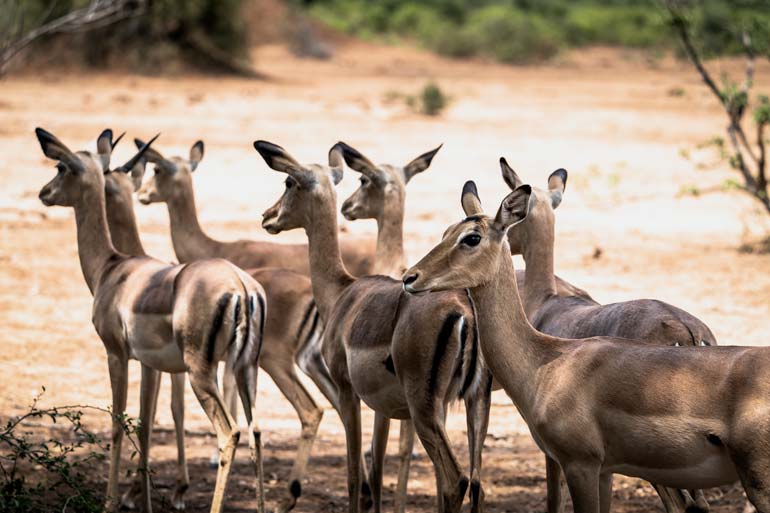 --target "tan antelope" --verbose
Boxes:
[403,180,770,513]
[133,138,359,512]
[254,140,492,513]
[500,161,716,513]
[97,130,189,511]
[336,141,481,513]
[34,128,266,513]
[133,138,375,276]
